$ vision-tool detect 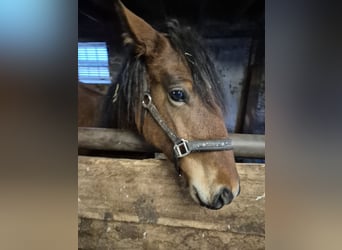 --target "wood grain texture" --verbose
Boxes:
[78,156,265,249]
